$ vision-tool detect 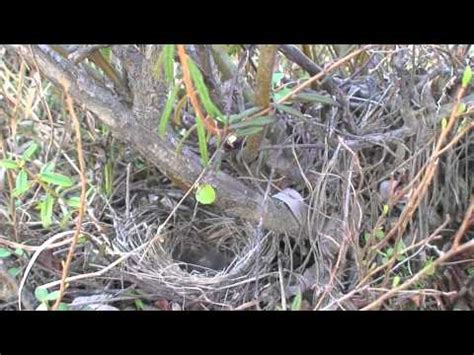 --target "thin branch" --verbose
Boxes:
[51,91,87,310]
